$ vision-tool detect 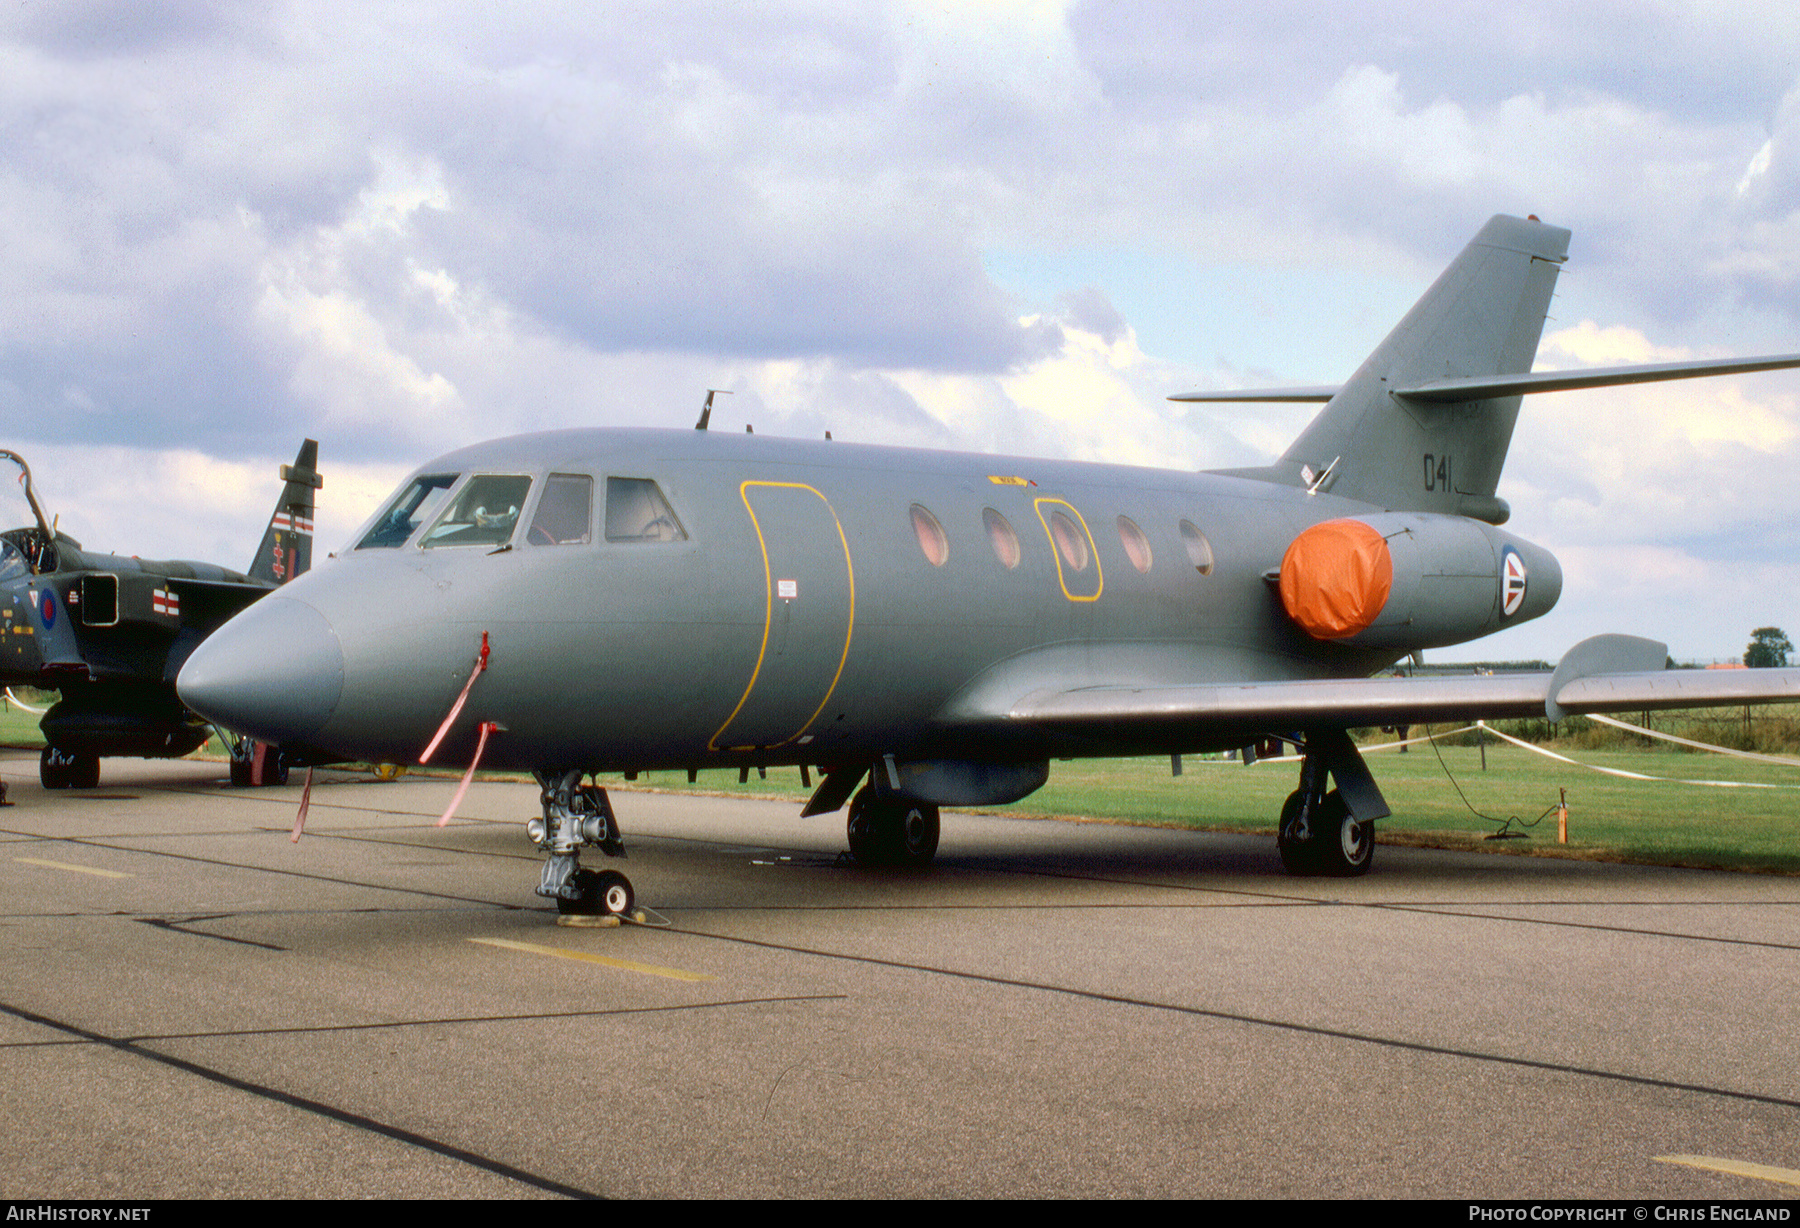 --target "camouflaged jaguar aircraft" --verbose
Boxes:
[3,442,321,789]
[178,216,1800,917]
